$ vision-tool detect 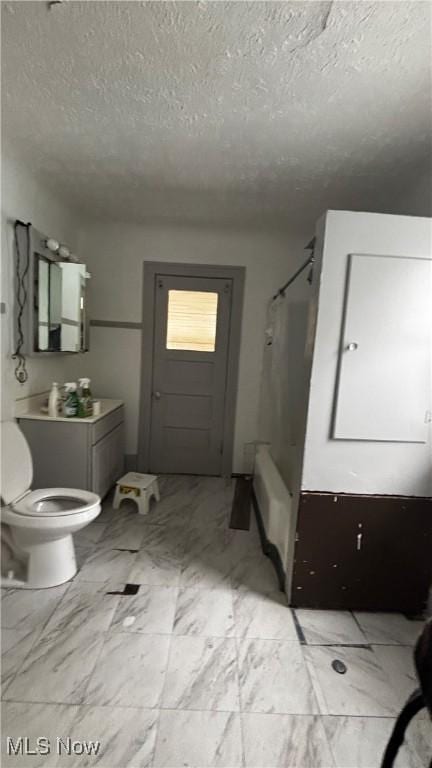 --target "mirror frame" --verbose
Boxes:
[25,227,89,355]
